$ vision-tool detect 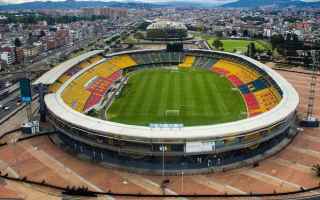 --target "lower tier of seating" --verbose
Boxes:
[61,61,120,112]
[211,63,281,117]
[84,71,122,111]
[179,55,195,68]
